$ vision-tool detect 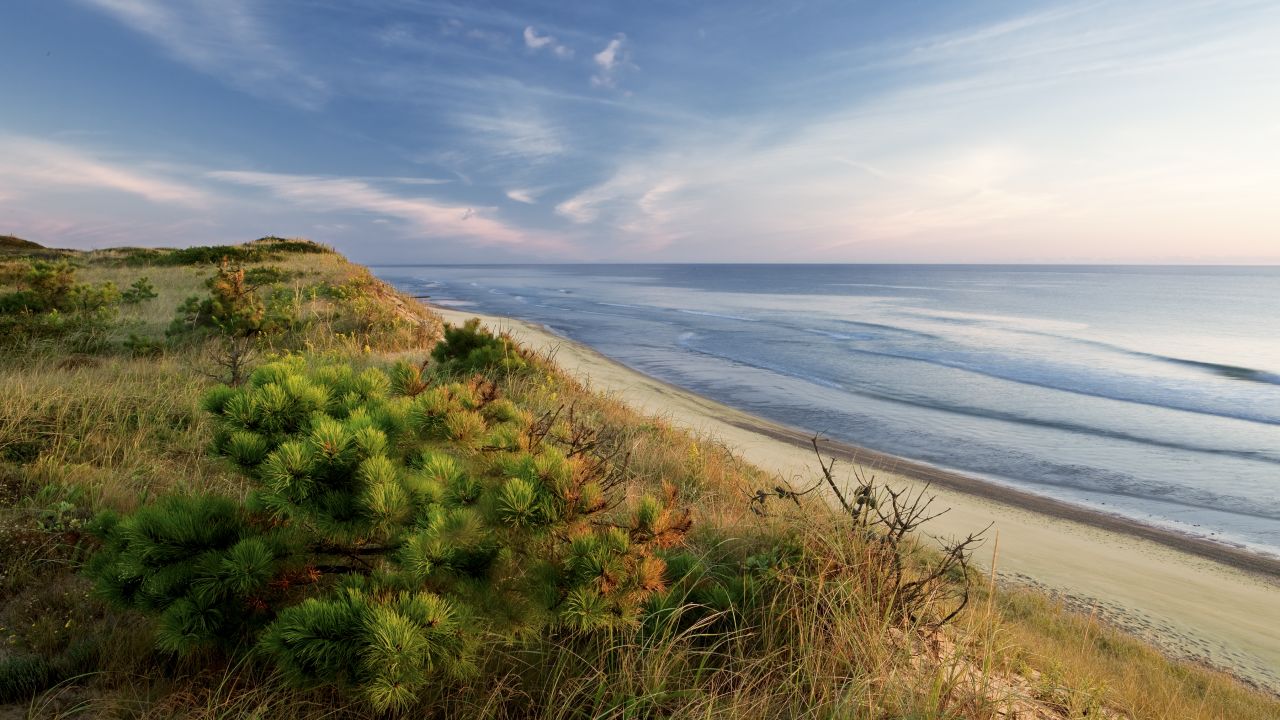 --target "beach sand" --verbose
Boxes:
[434,307,1280,692]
